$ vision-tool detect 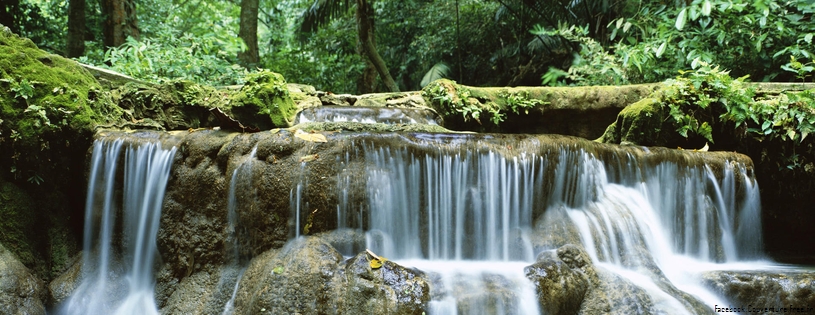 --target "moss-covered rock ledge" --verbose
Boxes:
[421,79,661,138]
